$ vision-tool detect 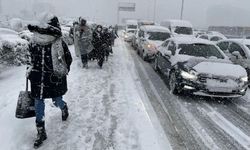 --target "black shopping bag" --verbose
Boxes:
[15,78,35,119]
